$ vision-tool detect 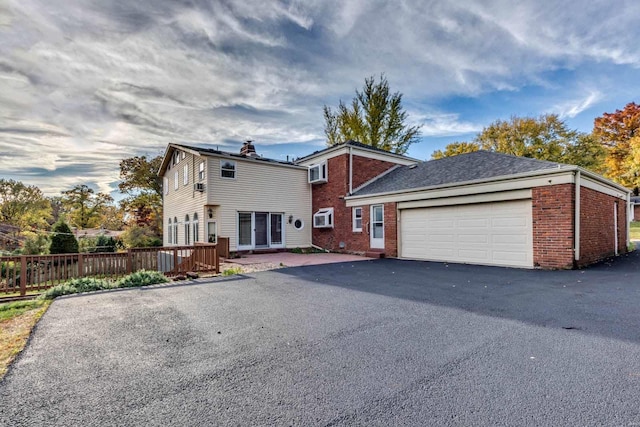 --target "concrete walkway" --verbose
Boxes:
[226,252,370,267]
